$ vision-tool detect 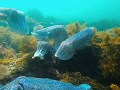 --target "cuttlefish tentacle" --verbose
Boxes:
[32,41,55,60]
